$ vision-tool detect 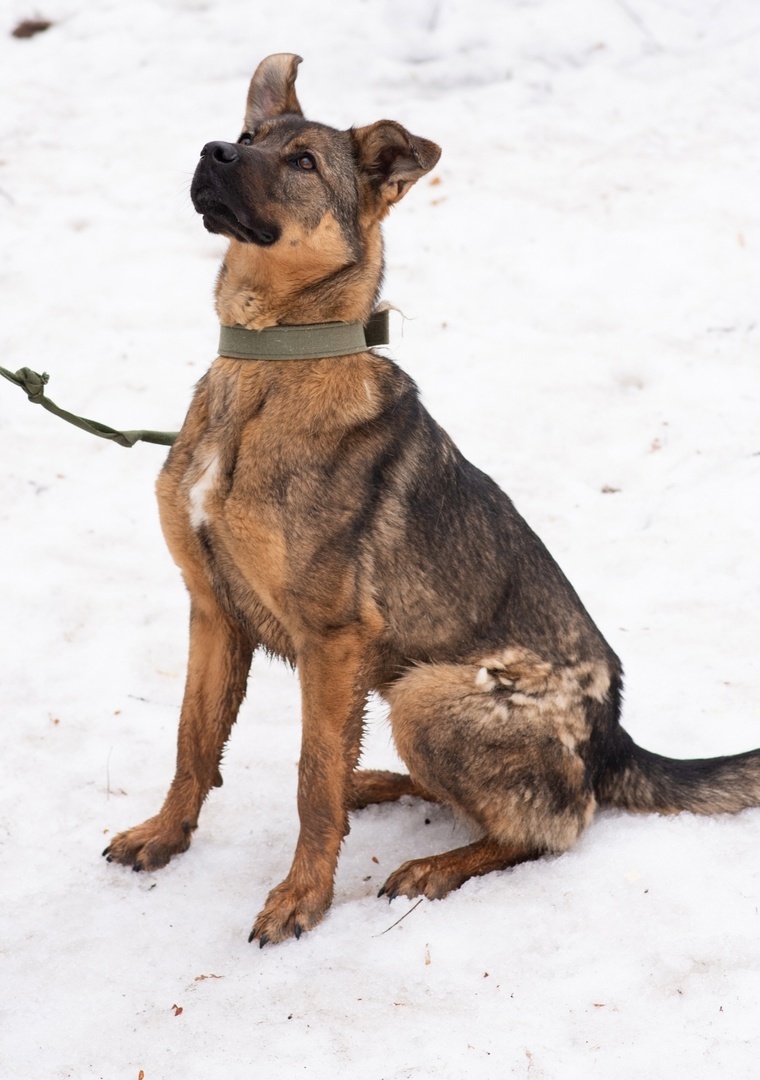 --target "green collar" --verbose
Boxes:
[218,309,391,361]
